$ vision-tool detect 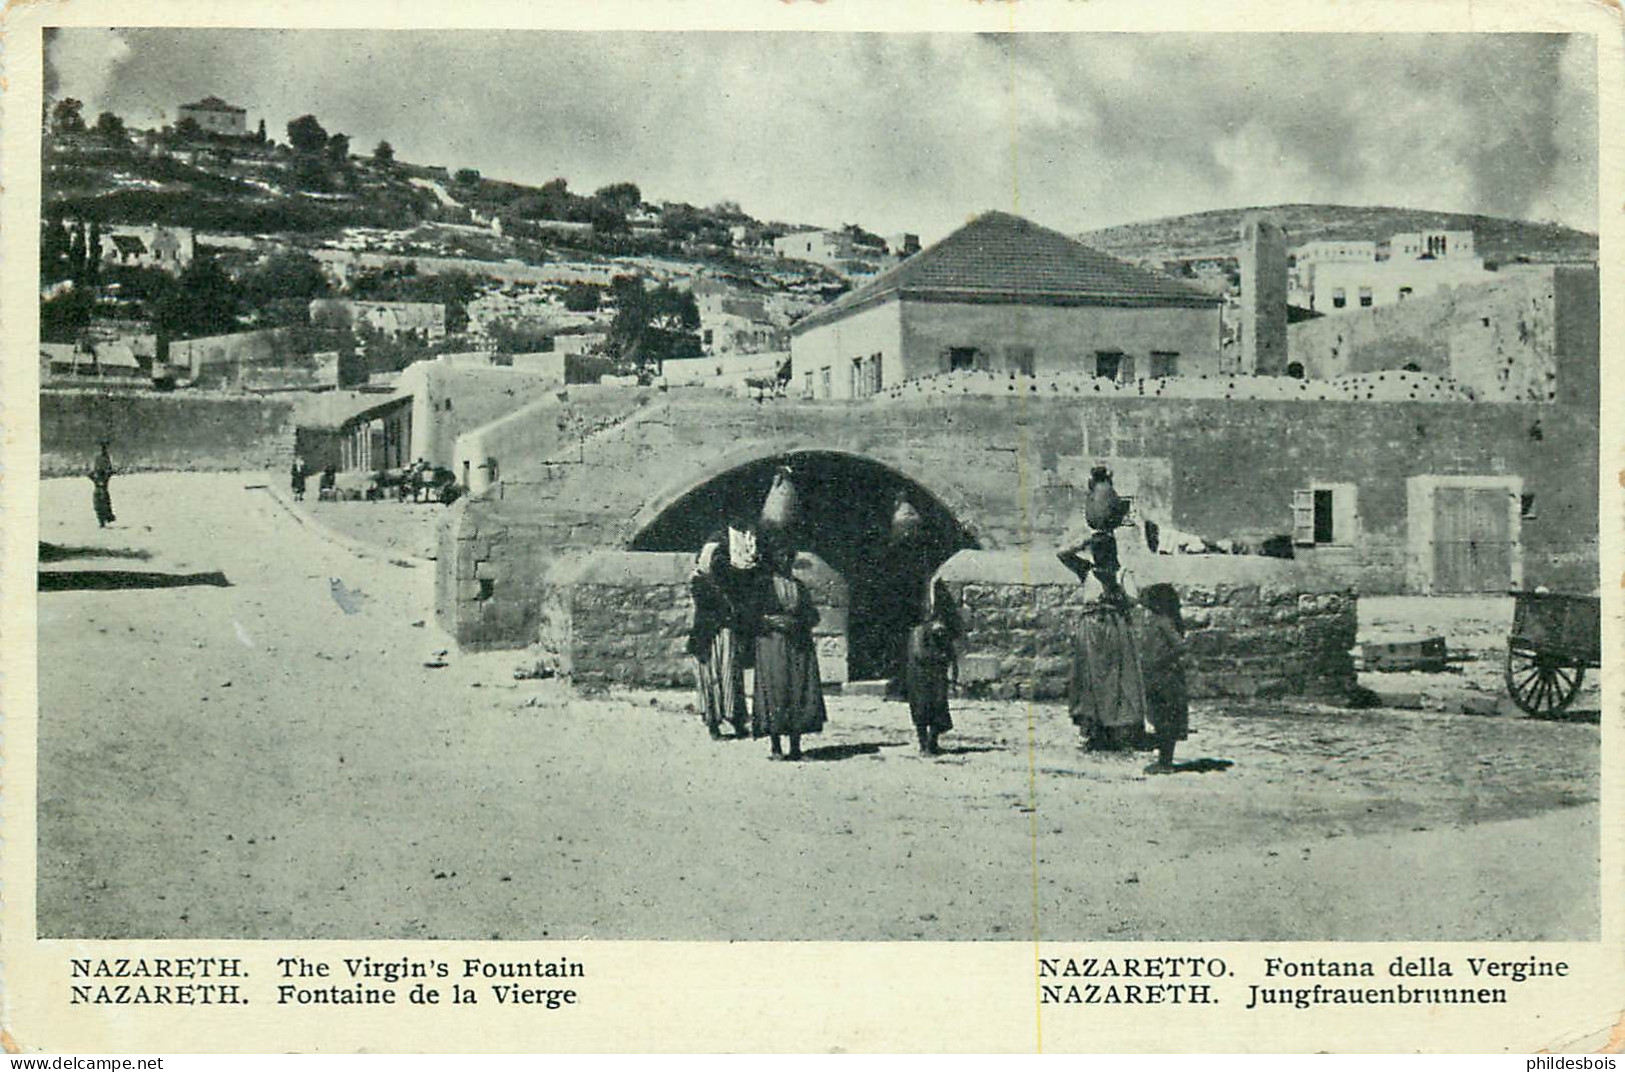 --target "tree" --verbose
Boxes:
[562,283,601,312]
[40,287,94,343]
[256,119,267,144]
[485,318,556,354]
[608,275,701,374]
[286,114,329,155]
[326,133,351,166]
[594,182,642,215]
[93,111,127,144]
[152,254,241,340]
[50,98,86,135]
[535,177,574,220]
[174,116,204,141]
[841,222,887,249]
[373,140,395,164]
[292,154,332,192]
[85,220,102,286]
[67,222,87,281]
[239,250,331,324]
[41,218,71,283]
[585,199,628,235]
